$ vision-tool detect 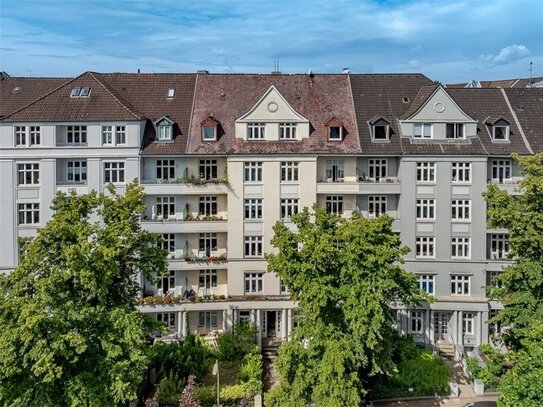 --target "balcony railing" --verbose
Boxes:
[56,180,88,186]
